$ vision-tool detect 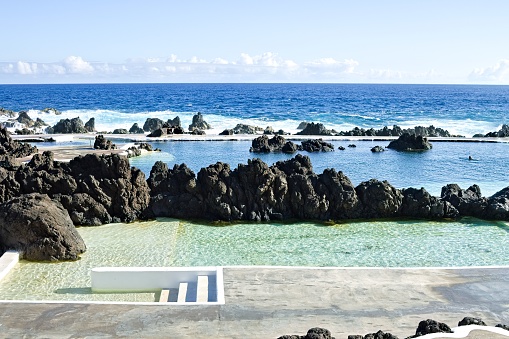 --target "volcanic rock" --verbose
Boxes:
[49,117,88,134]
[93,135,116,150]
[0,193,86,261]
[387,133,432,151]
[188,112,211,131]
